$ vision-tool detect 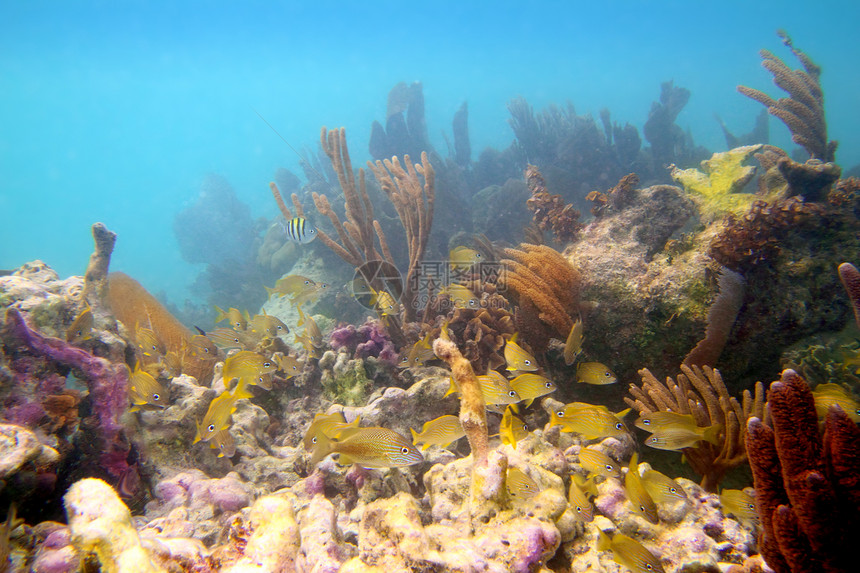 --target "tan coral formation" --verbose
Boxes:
[625,364,765,492]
